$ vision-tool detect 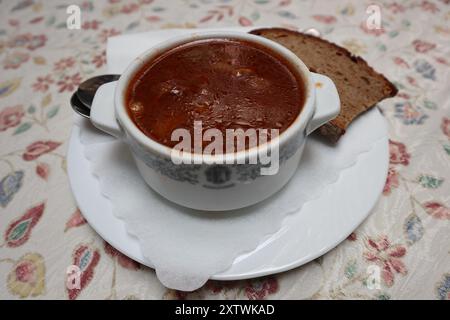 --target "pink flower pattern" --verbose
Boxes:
[56,73,82,93]
[104,242,141,270]
[32,75,54,92]
[387,3,406,13]
[82,20,102,30]
[0,105,25,131]
[441,117,450,139]
[22,141,61,161]
[3,51,30,69]
[98,28,121,43]
[388,140,410,166]
[54,57,76,71]
[1,0,449,300]
[312,15,337,24]
[412,40,436,53]
[383,140,410,196]
[383,166,399,195]
[360,22,386,36]
[8,33,47,51]
[364,236,407,287]
[421,1,440,13]
[245,278,278,300]
[91,51,106,68]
